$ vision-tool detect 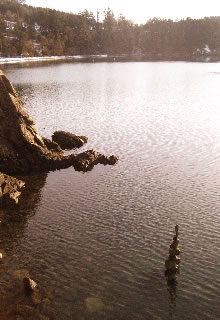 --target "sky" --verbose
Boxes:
[26,0,220,24]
